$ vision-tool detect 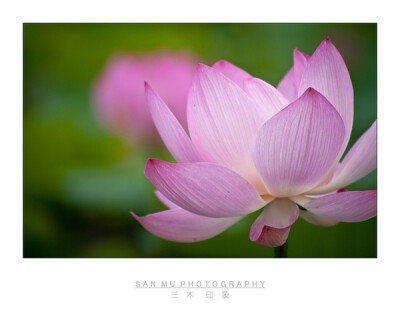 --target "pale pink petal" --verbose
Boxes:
[243,78,289,120]
[212,60,252,88]
[145,83,203,163]
[131,210,242,243]
[292,49,310,85]
[298,39,353,157]
[311,121,377,194]
[299,210,339,227]
[154,190,179,209]
[277,49,310,102]
[187,64,272,193]
[303,191,377,222]
[140,53,196,128]
[253,227,291,248]
[145,159,268,218]
[277,68,296,103]
[252,88,345,197]
[249,199,299,247]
